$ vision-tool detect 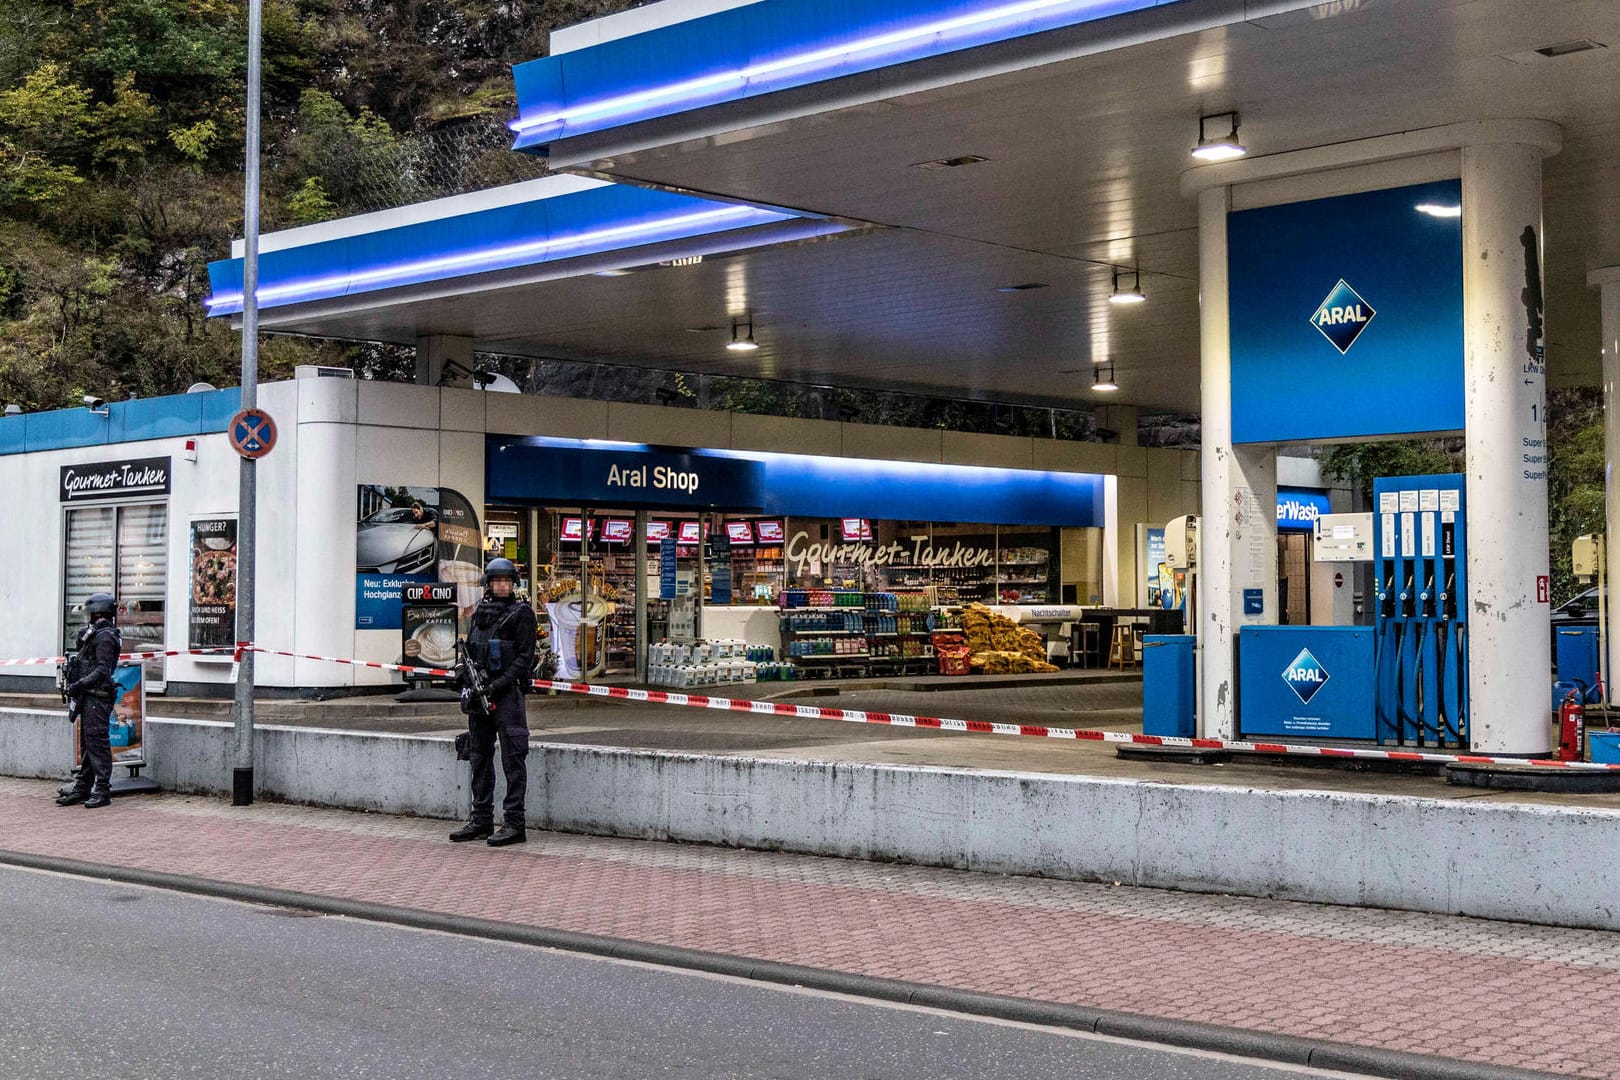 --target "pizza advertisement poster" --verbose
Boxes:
[188,517,238,650]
